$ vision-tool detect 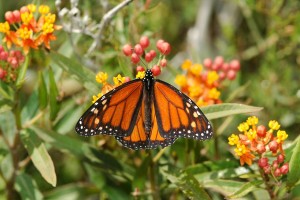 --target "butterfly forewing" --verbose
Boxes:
[154,80,213,140]
[75,79,143,137]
